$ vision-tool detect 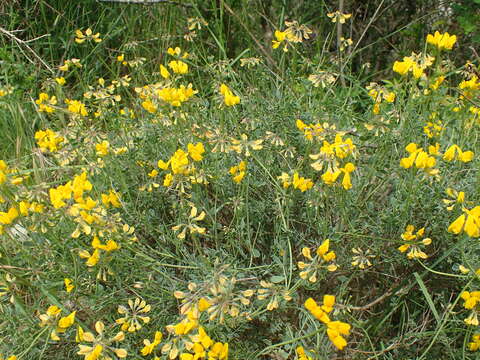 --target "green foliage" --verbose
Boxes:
[0,1,480,360]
